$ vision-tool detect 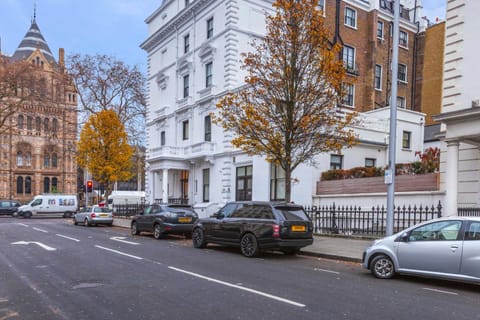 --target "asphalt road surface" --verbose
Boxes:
[0,217,479,320]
